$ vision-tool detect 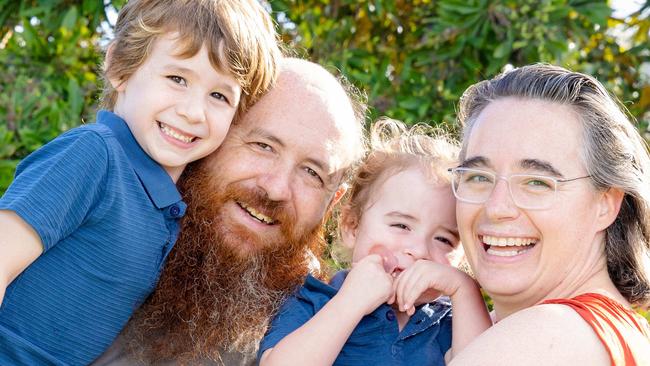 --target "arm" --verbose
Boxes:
[0,130,109,307]
[448,304,610,365]
[393,260,491,360]
[259,254,394,366]
[0,210,44,306]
